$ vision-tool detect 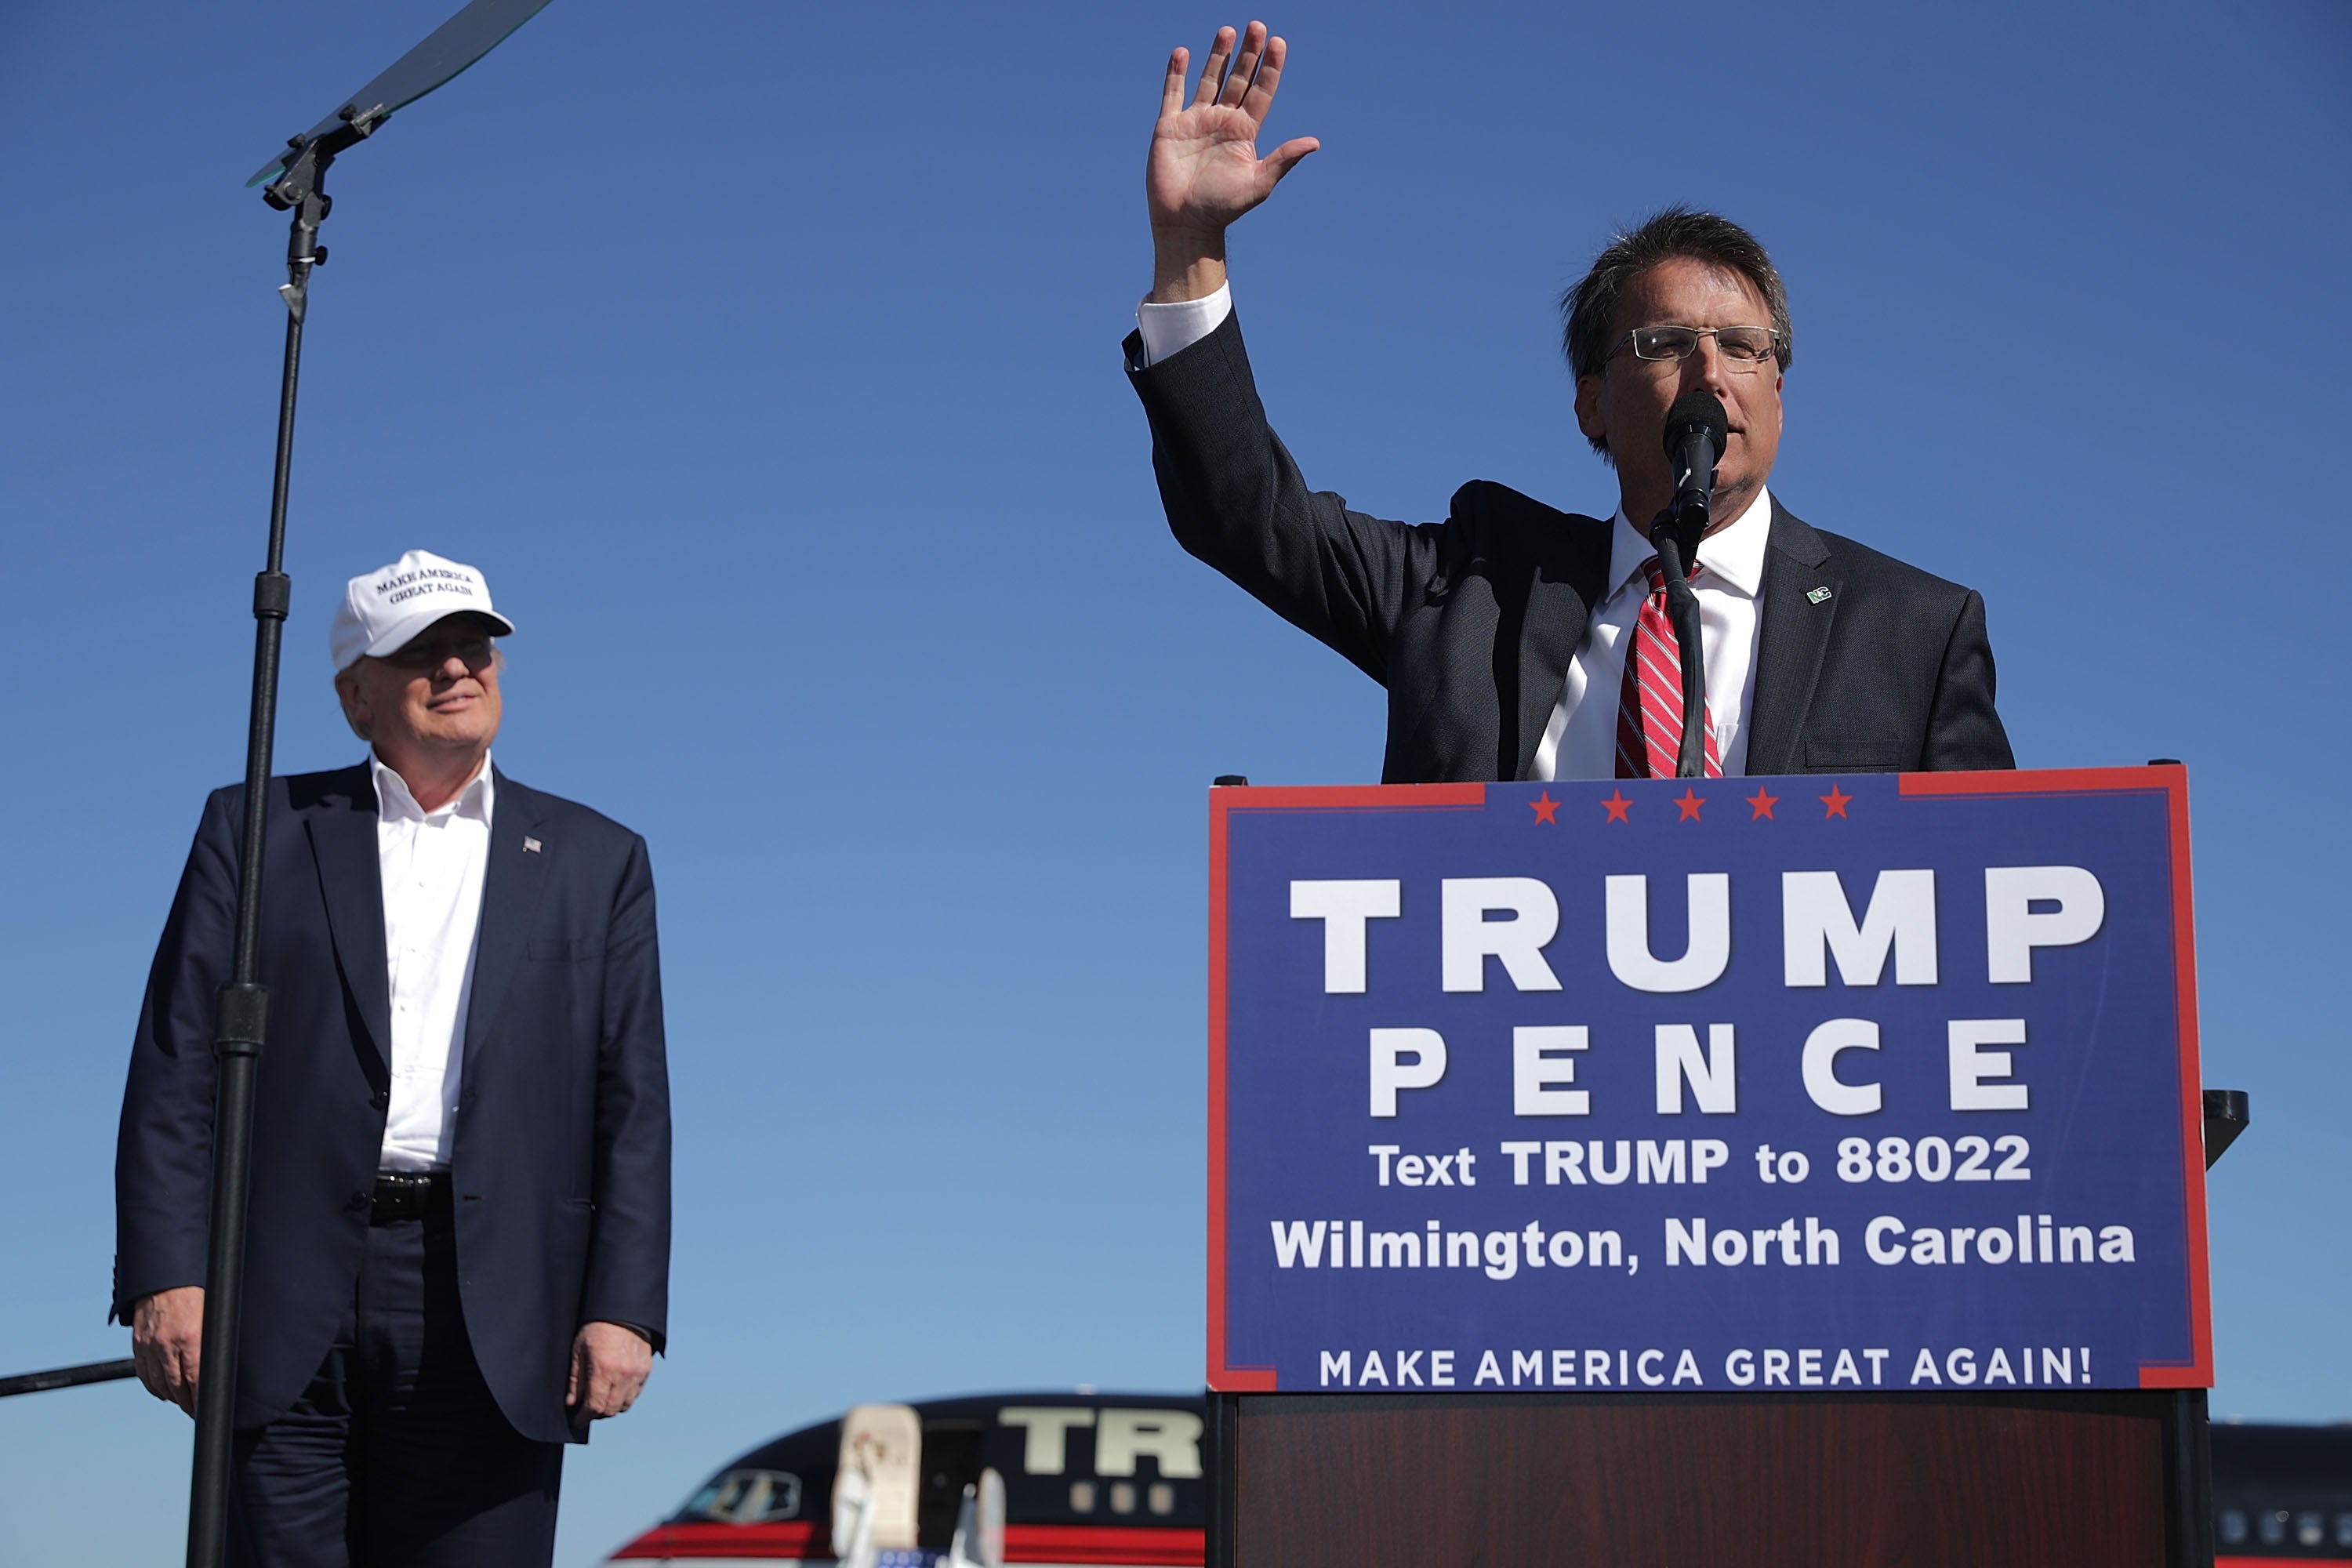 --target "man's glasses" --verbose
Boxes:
[1610,325,1784,368]
[382,635,497,672]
